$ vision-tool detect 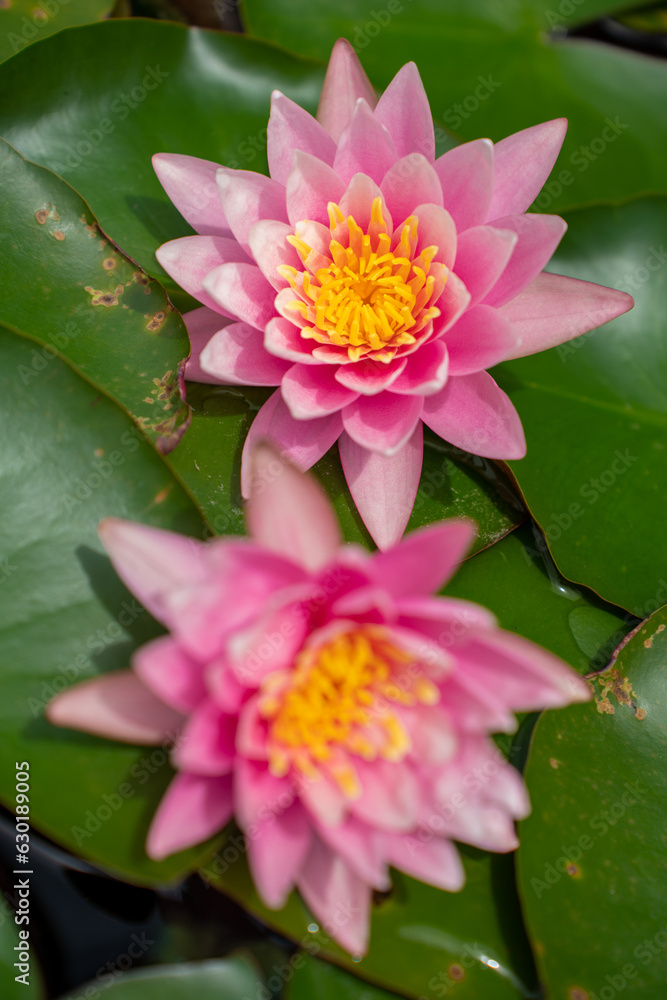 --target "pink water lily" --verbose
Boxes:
[153,41,632,549]
[47,446,589,955]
